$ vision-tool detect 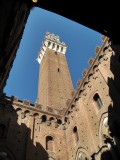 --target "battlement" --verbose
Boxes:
[0,94,68,130]
[36,32,67,64]
[64,35,110,117]
[1,94,66,117]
